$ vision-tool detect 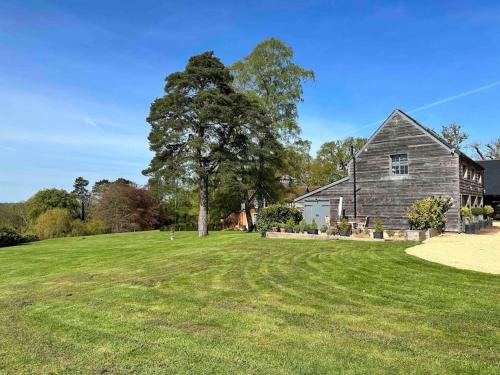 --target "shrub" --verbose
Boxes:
[407,196,452,230]
[386,229,395,237]
[484,205,494,217]
[85,219,109,235]
[320,224,328,233]
[70,219,87,237]
[471,207,484,216]
[460,207,471,217]
[0,227,27,247]
[293,224,301,233]
[33,208,72,239]
[375,218,384,233]
[326,226,338,236]
[256,205,302,233]
[286,218,295,229]
[310,219,318,231]
[298,219,308,233]
[339,218,349,232]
